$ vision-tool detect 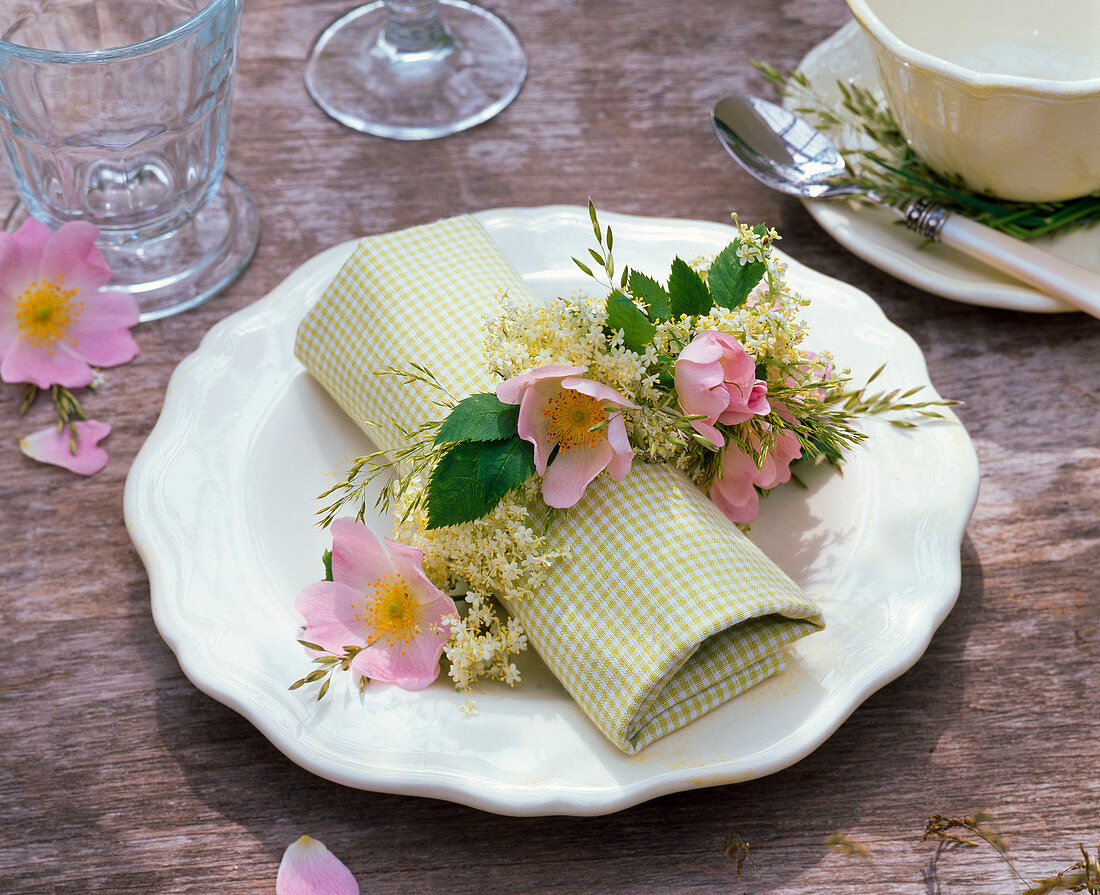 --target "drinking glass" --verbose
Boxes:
[305,0,526,140]
[0,0,259,321]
